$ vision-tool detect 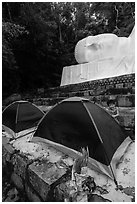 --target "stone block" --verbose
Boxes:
[117,95,134,107]
[123,116,135,128]
[116,83,124,88]
[105,84,111,90]
[125,82,132,88]
[12,154,31,180]
[54,182,67,202]
[28,161,67,201]
[25,183,42,202]
[118,108,135,128]
[84,91,89,97]
[54,182,88,202]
